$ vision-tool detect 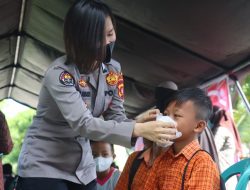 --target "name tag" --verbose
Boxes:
[82,91,91,97]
